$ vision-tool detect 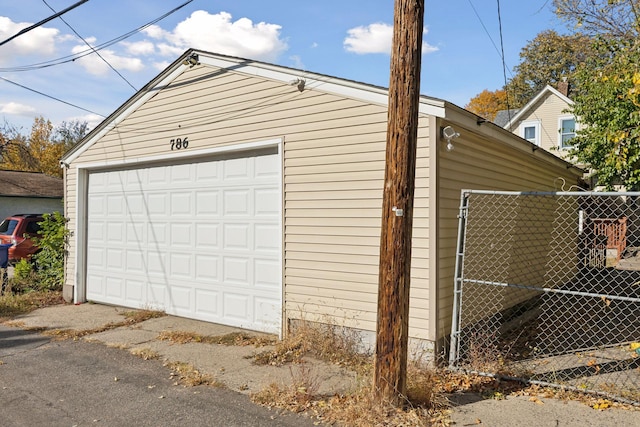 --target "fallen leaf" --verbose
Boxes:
[529,396,544,405]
